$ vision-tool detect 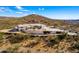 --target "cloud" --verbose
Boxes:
[15,6,38,14]
[32,12,36,14]
[39,8,45,11]
[16,6,31,12]
[16,12,23,14]
[16,6,23,10]
[0,7,13,13]
[22,10,31,12]
[0,7,6,12]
